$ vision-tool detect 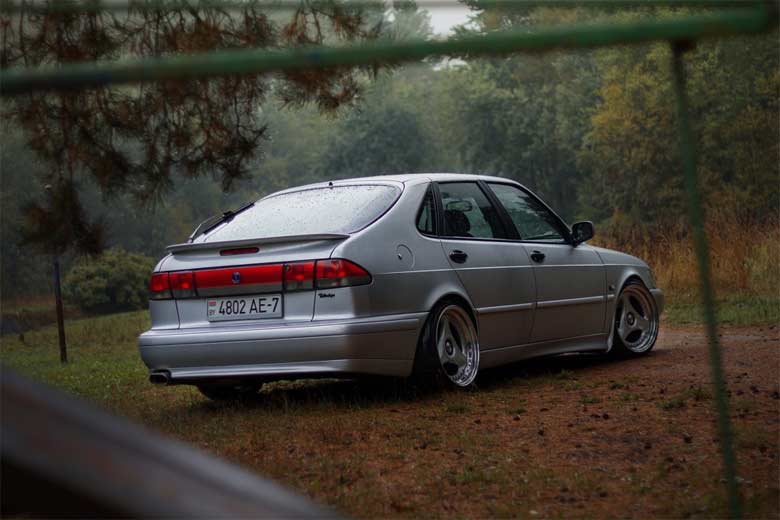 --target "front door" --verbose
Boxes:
[436,181,536,349]
[486,182,606,343]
